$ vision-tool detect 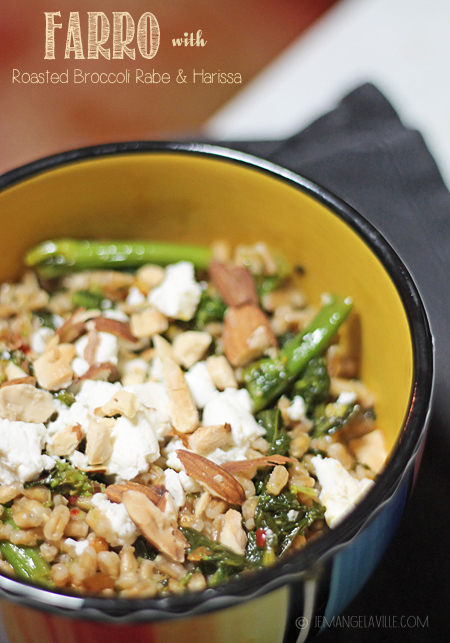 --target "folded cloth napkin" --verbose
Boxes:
[230,82,450,438]
[225,83,450,641]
